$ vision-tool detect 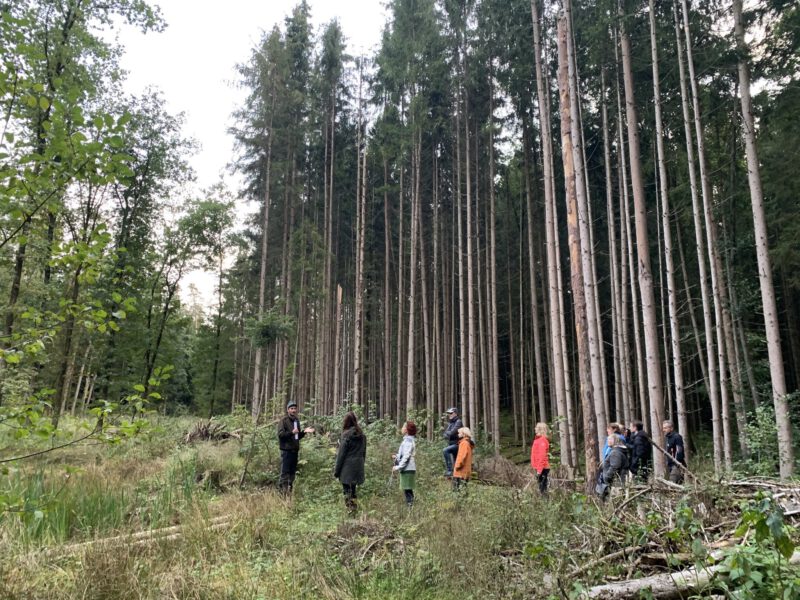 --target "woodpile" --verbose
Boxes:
[183,420,241,444]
